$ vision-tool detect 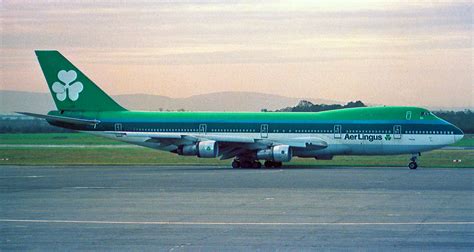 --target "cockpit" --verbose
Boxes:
[419,110,436,120]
